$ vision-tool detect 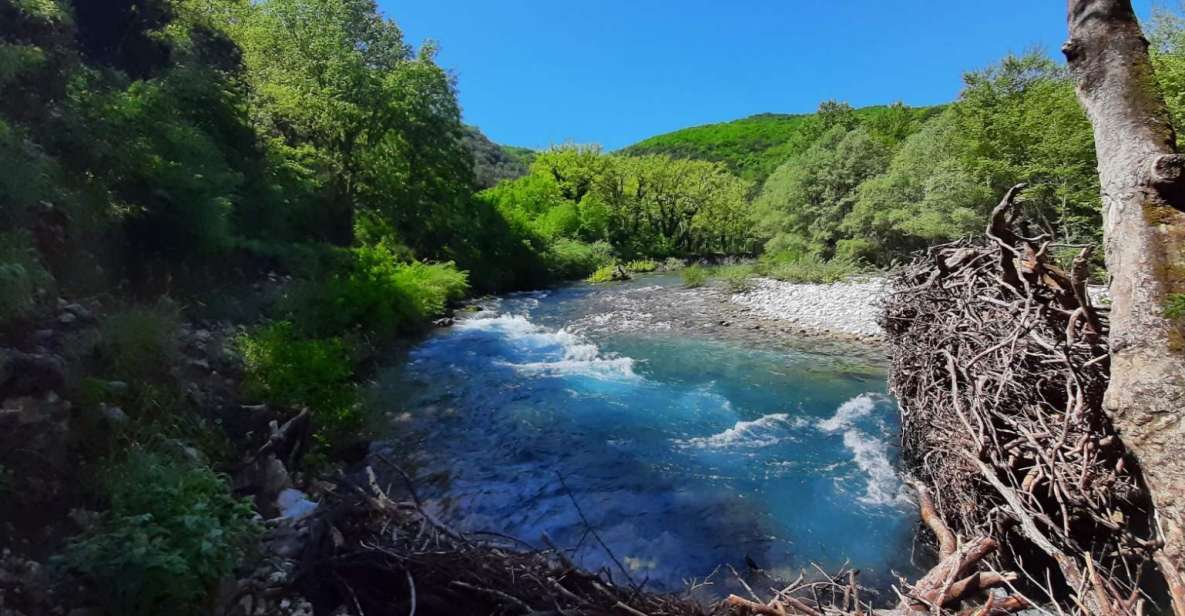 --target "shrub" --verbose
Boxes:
[681,265,708,288]
[387,259,470,322]
[288,244,469,337]
[543,239,614,280]
[98,303,181,384]
[765,254,863,284]
[624,259,658,273]
[61,450,258,616]
[238,321,362,444]
[0,231,53,324]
